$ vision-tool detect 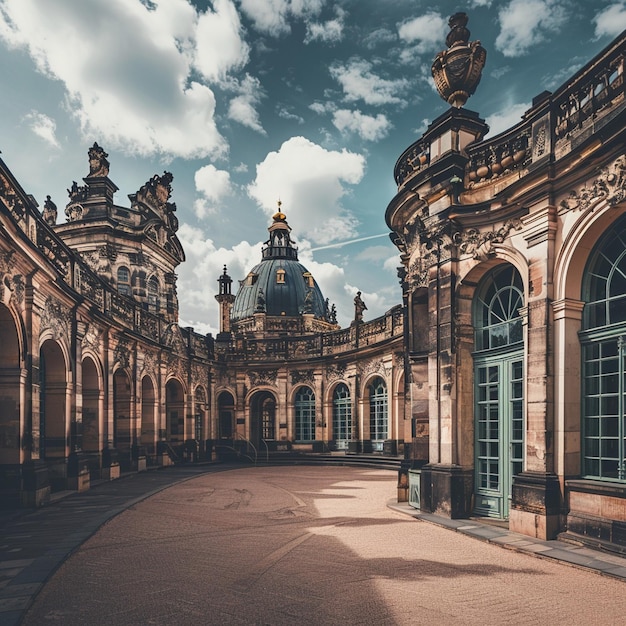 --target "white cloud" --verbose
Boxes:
[23,110,60,148]
[593,2,626,39]
[495,0,567,57]
[332,109,391,141]
[397,11,447,55]
[304,8,345,44]
[239,0,324,36]
[176,223,262,335]
[0,0,232,159]
[194,0,250,82]
[485,102,530,137]
[193,164,232,219]
[228,74,266,134]
[247,136,365,245]
[330,59,409,106]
